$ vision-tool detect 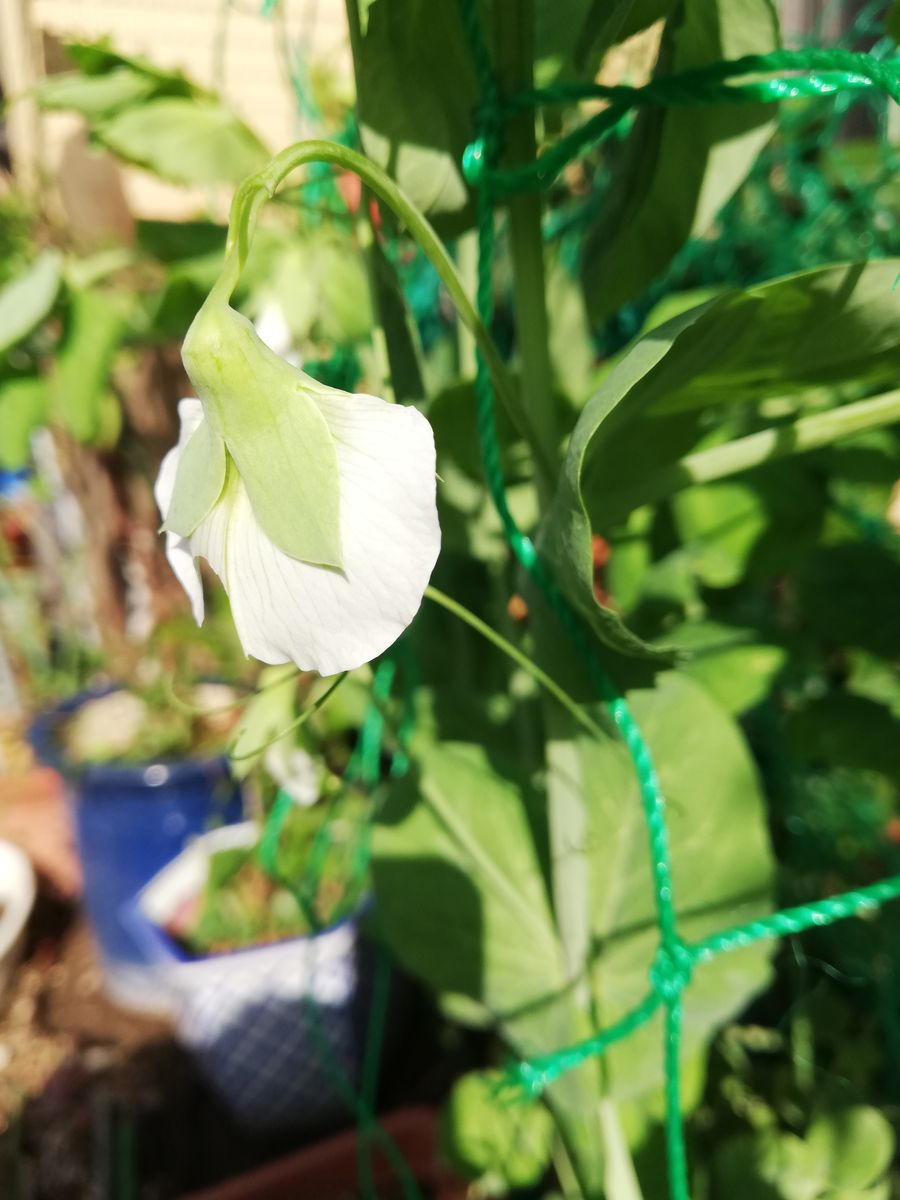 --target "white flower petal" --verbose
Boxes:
[154,399,207,626]
[253,302,301,367]
[190,392,440,674]
[165,530,206,626]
